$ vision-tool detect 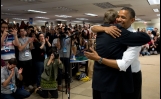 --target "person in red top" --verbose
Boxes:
[1,59,5,67]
